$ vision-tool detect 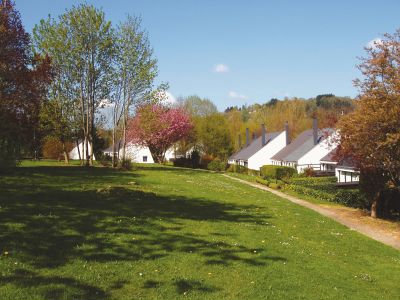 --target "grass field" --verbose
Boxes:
[0,161,399,300]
